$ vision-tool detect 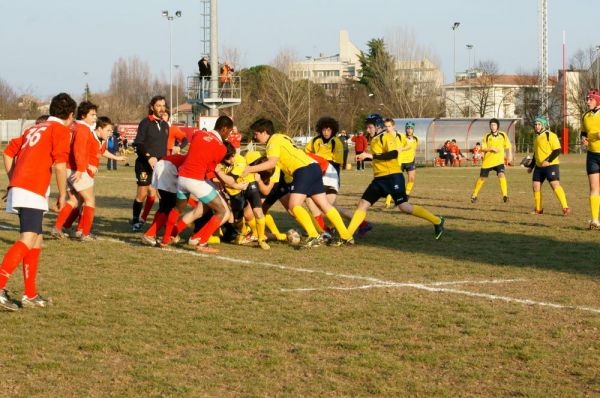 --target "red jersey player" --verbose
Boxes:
[0,93,76,311]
